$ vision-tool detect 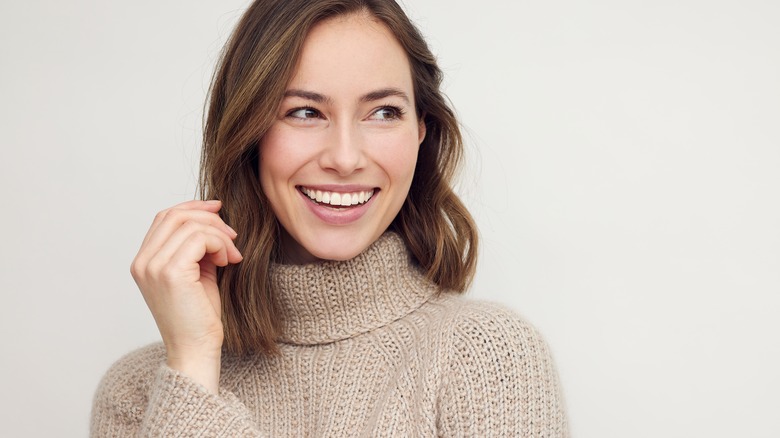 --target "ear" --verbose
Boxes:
[417,115,427,145]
